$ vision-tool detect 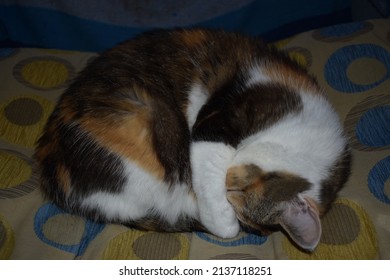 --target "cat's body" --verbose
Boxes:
[35,29,351,251]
